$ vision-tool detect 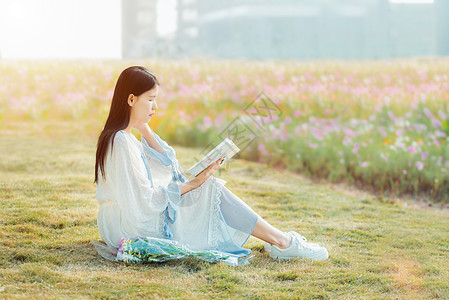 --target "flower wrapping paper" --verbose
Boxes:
[116,237,253,266]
